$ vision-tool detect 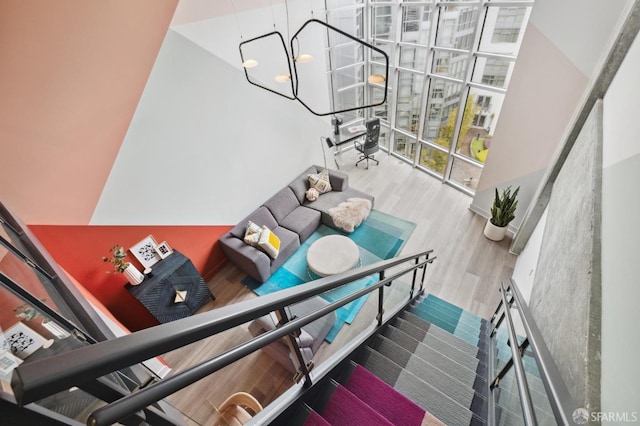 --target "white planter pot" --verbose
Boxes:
[484,220,508,241]
[123,262,144,285]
